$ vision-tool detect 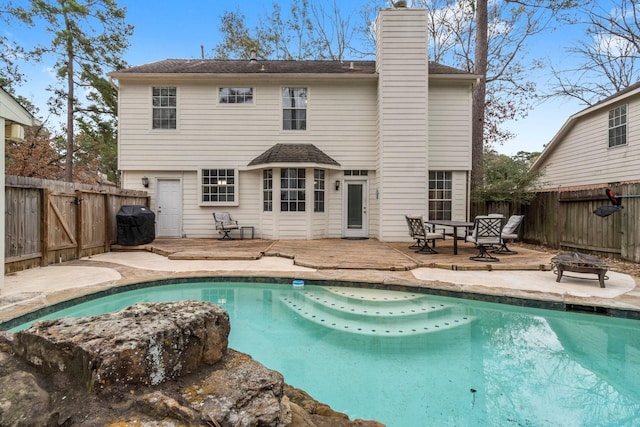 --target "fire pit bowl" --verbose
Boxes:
[551,252,608,288]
